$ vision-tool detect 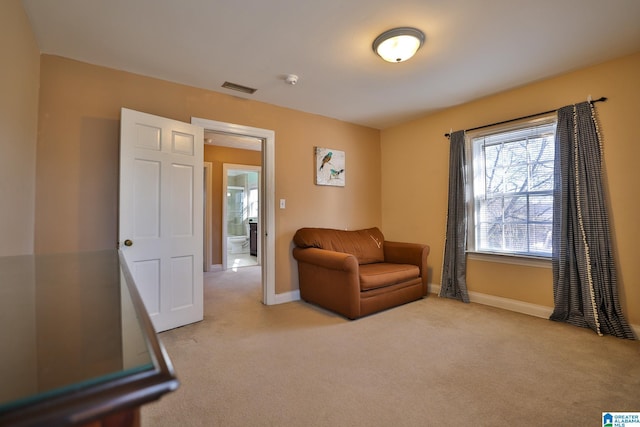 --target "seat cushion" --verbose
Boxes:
[293,227,385,264]
[358,263,420,291]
